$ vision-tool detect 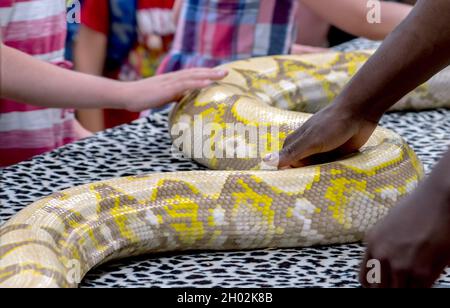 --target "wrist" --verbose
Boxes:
[425,180,450,223]
[105,80,129,110]
[420,165,450,221]
[330,96,381,128]
[427,151,450,202]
